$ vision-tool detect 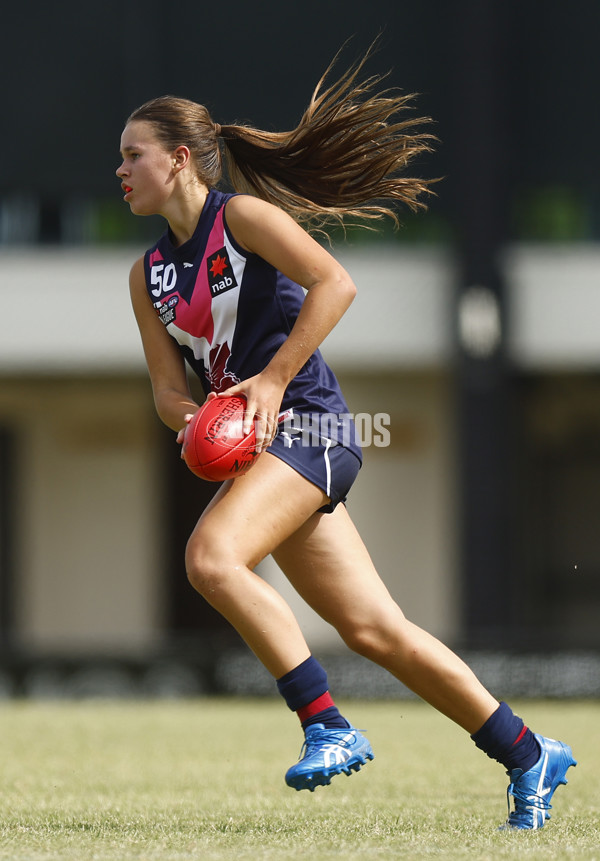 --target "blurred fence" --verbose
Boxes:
[2,649,600,700]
